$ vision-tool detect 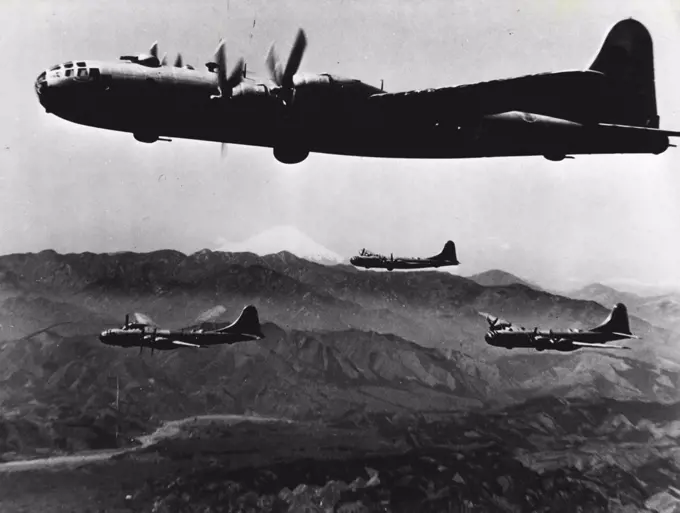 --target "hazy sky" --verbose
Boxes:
[2,0,680,291]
